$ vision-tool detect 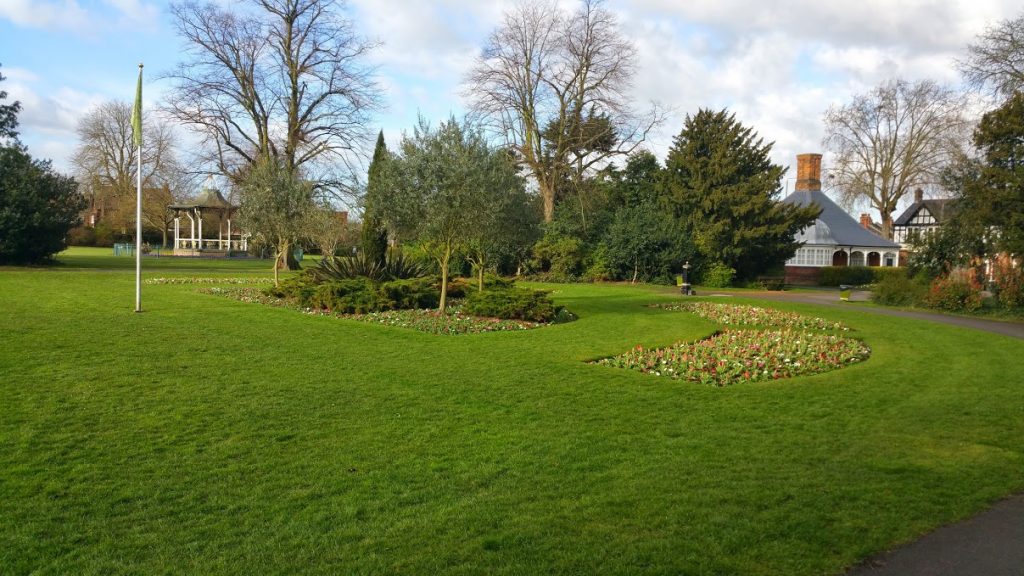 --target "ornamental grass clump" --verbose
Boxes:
[654,302,850,331]
[596,329,870,386]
